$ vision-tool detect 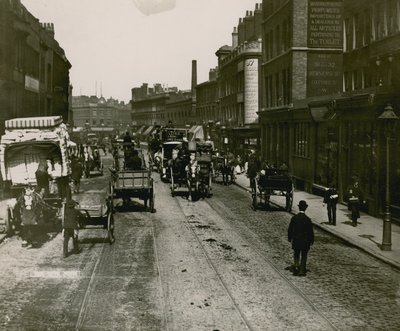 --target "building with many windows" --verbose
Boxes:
[211,3,263,154]
[72,95,131,136]
[131,61,197,129]
[259,0,400,220]
[0,0,71,134]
